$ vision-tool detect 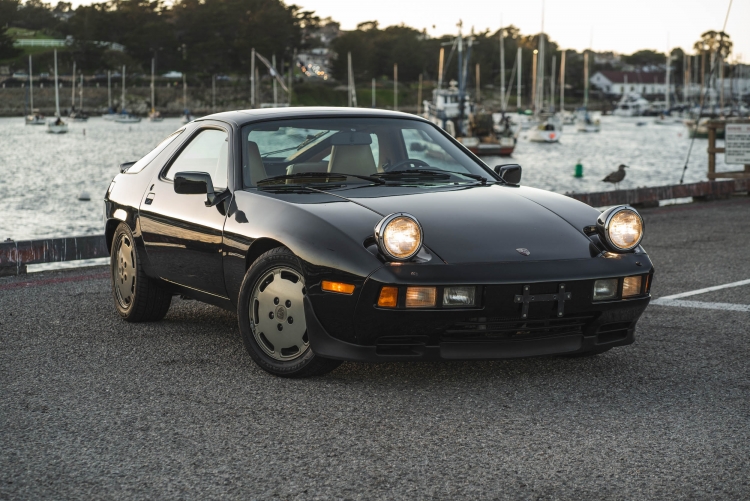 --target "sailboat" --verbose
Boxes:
[575,45,600,132]
[115,65,141,123]
[102,70,116,120]
[148,59,163,122]
[528,3,562,143]
[69,71,89,121]
[181,73,195,124]
[25,55,45,125]
[47,49,68,134]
